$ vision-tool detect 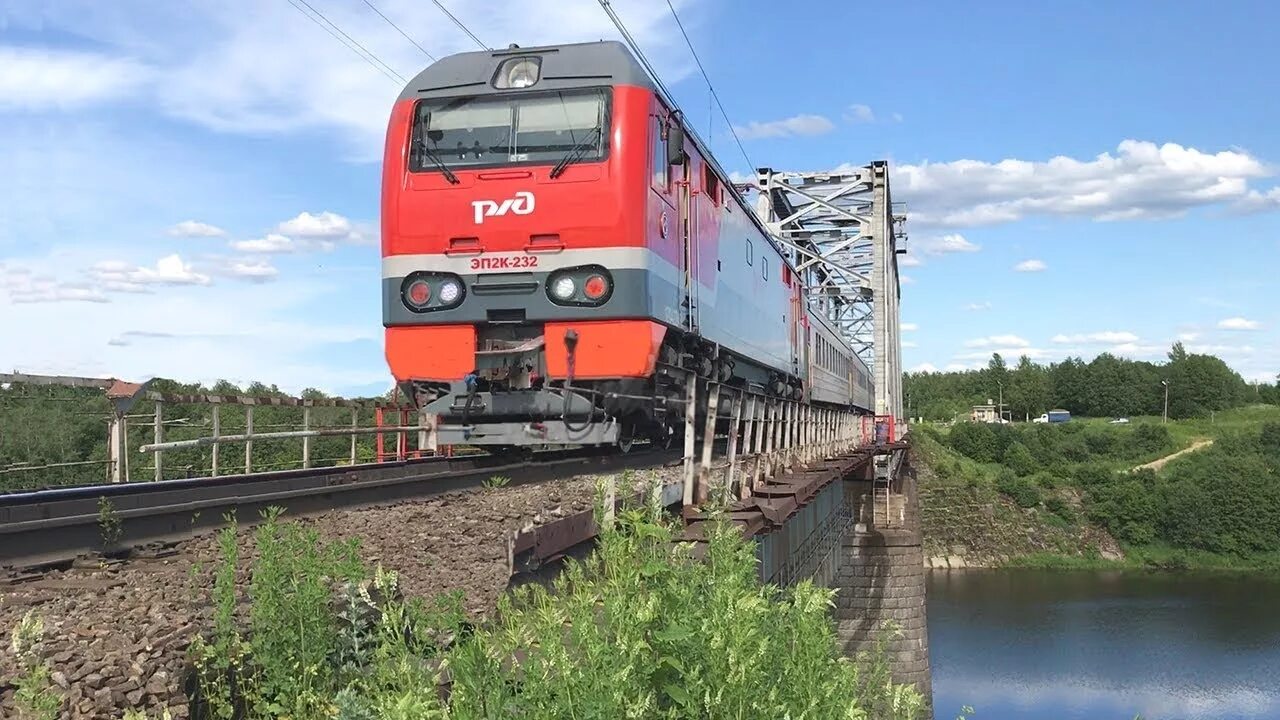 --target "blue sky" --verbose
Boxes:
[1,0,1276,396]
